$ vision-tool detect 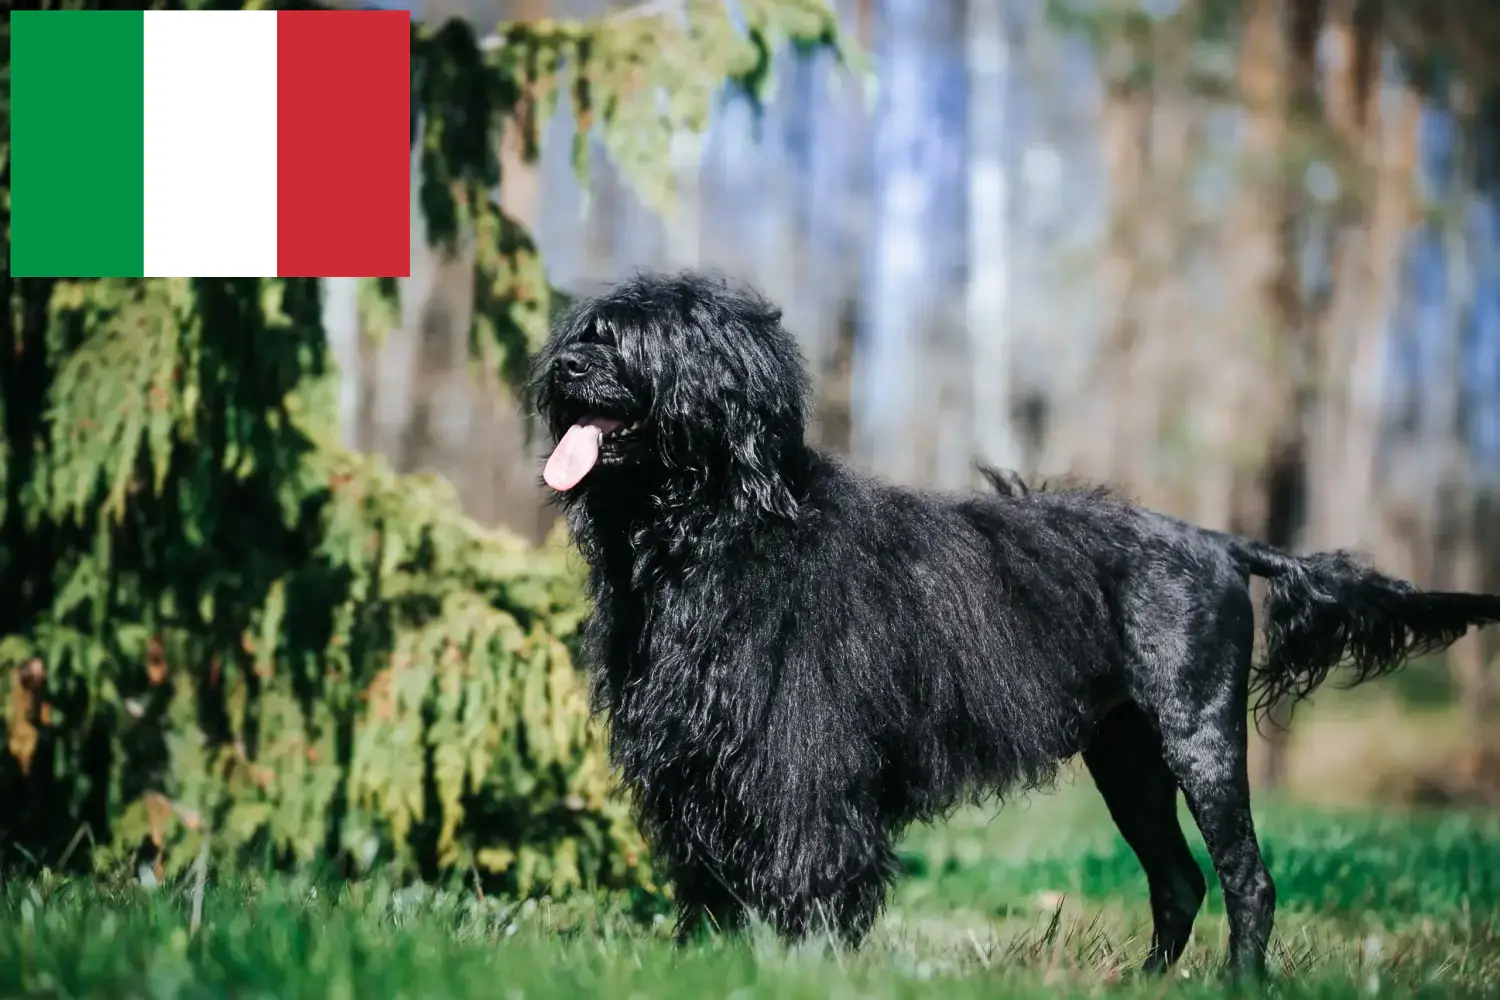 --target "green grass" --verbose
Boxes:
[5,777,1499,999]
